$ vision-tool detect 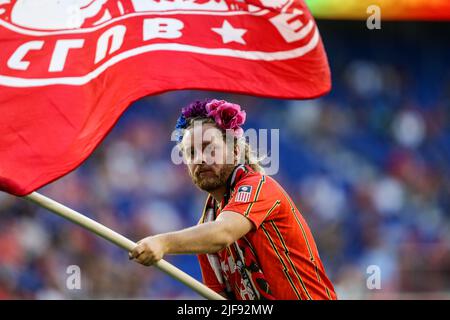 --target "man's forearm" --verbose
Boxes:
[157,221,234,255]
[130,211,253,266]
